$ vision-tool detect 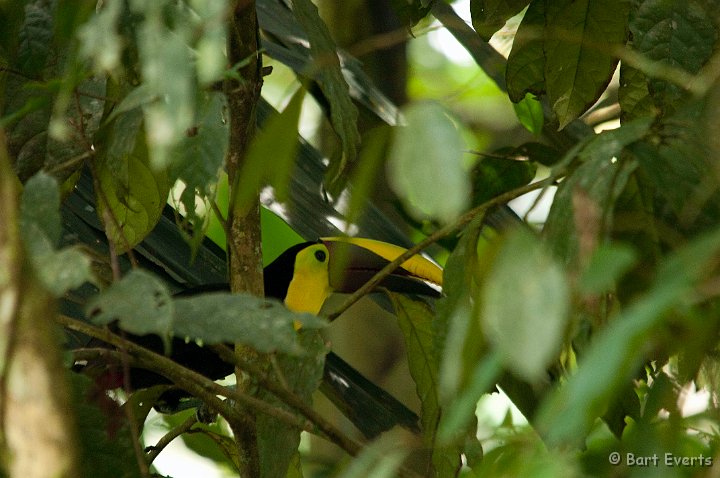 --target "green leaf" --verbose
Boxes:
[544,0,630,128]
[389,0,434,28]
[122,385,173,433]
[78,0,123,72]
[514,141,562,167]
[337,430,410,478]
[172,293,326,355]
[545,118,653,265]
[290,0,359,188]
[471,0,530,41]
[17,1,54,76]
[618,64,657,122]
[629,0,717,114]
[234,87,305,213]
[20,172,93,296]
[389,293,462,476]
[86,270,174,345]
[480,228,569,383]
[388,101,470,223]
[170,91,229,197]
[95,124,170,253]
[257,330,326,478]
[20,172,61,245]
[133,2,195,168]
[162,410,239,472]
[506,0,546,103]
[537,227,720,446]
[471,148,537,206]
[578,242,637,295]
[512,93,544,134]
